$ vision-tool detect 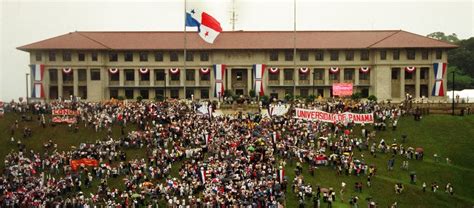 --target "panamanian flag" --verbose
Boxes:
[432,62,446,96]
[186,9,223,44]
